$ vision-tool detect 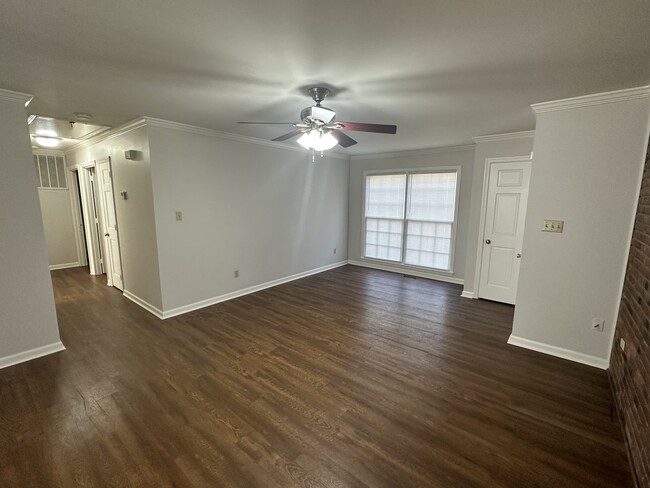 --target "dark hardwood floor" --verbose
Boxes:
[0,265,631,487]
